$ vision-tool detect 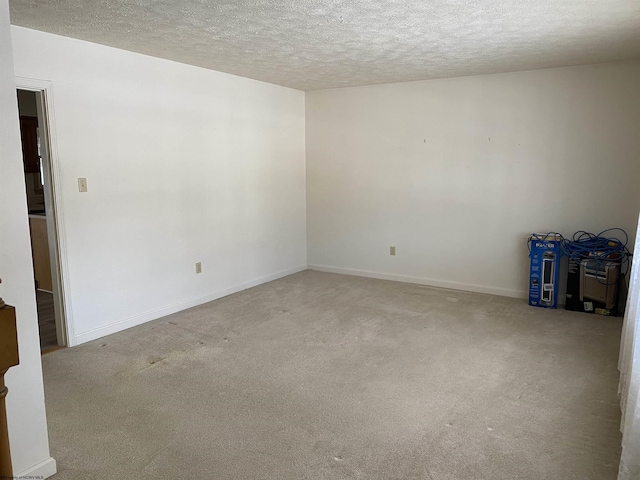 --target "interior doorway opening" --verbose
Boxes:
[16,88,67,353]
